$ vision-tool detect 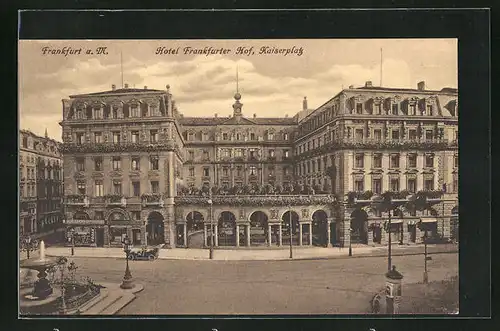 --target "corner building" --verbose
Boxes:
[60,81,459,248]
